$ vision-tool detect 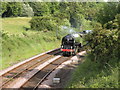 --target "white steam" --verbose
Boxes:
[60,26,76,34]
